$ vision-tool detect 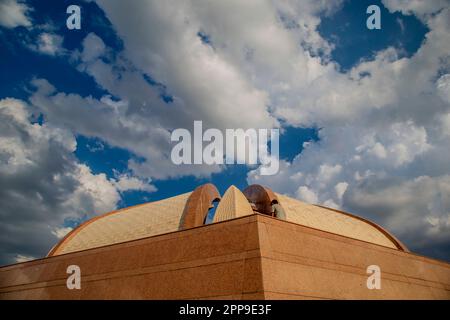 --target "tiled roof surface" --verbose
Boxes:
[51,185,402,256]
[53,192,191,255]
[276,193,398,249]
